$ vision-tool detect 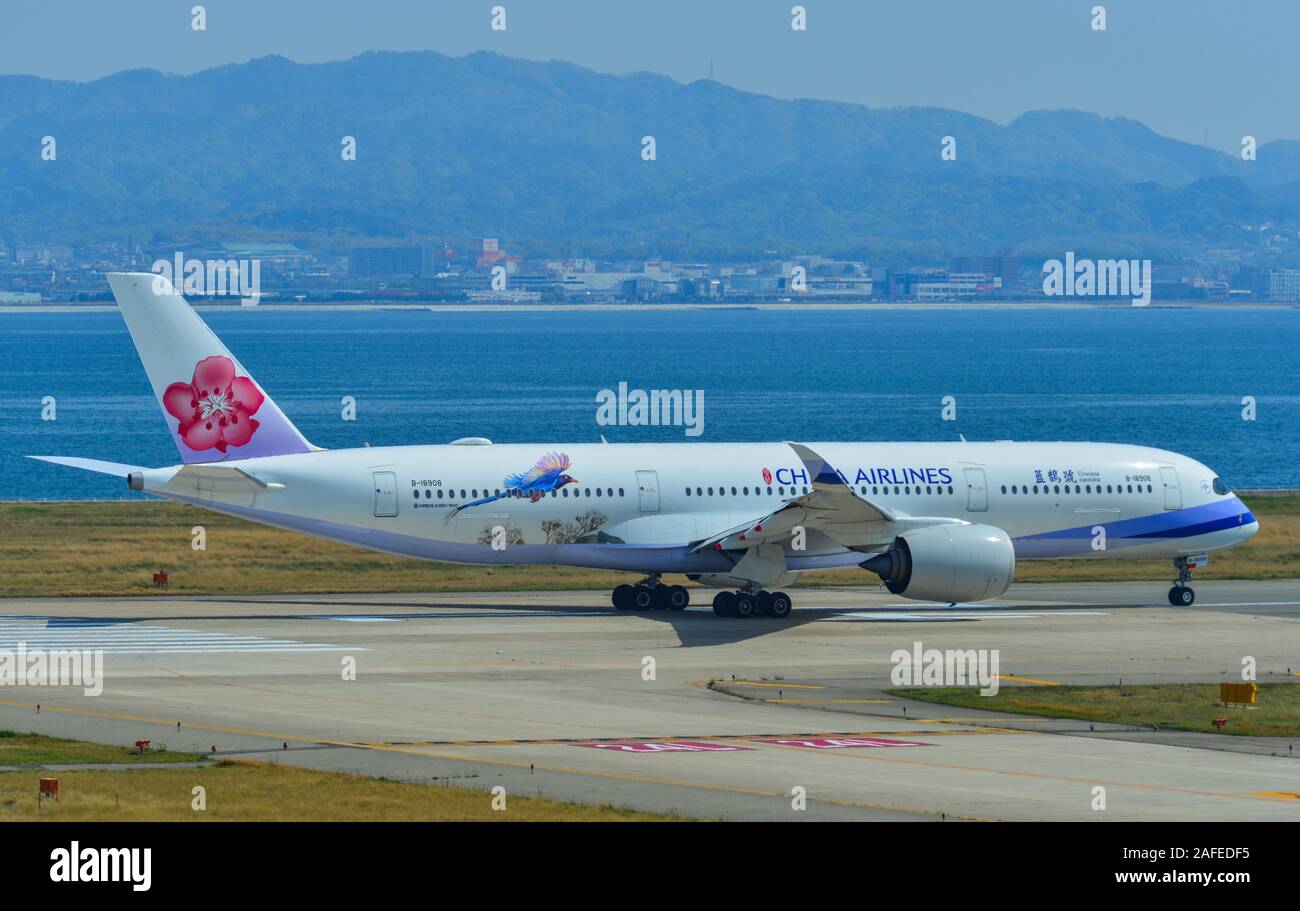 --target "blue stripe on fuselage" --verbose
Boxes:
[1013,497,1254,557]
